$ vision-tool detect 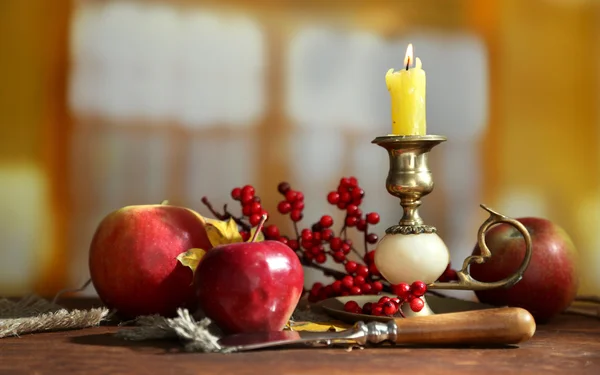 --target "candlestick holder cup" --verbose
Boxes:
[371,135,533,317]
